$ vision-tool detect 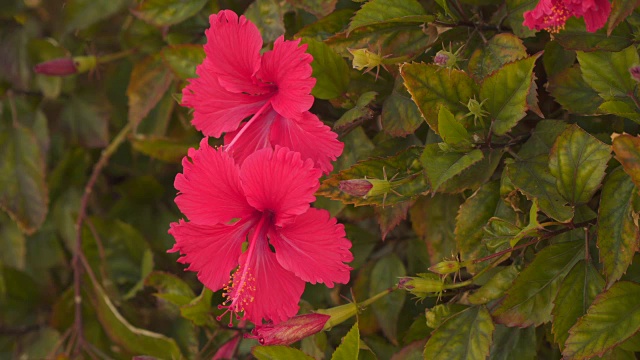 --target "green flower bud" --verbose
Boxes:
[399,273,445,300]
[316,302,358,330]
[434,50,457,68]
[348,48,383,71]
[428,260,462,275]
